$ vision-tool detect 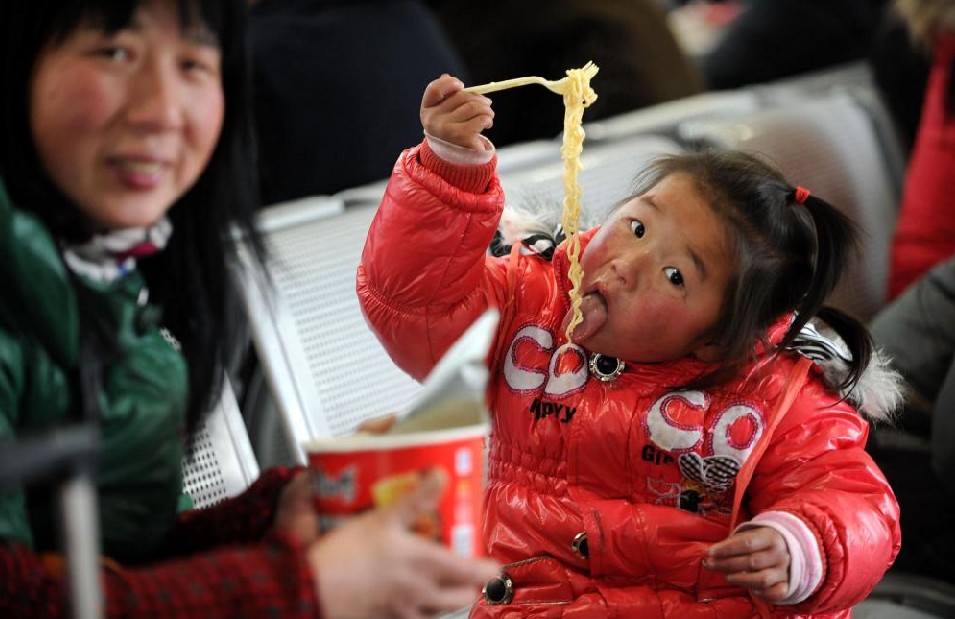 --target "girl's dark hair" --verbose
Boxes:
[0,0,267,433]
[631,148,872,392]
